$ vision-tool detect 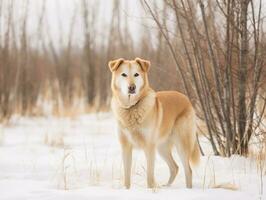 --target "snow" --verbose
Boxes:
[0,113,265,200]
